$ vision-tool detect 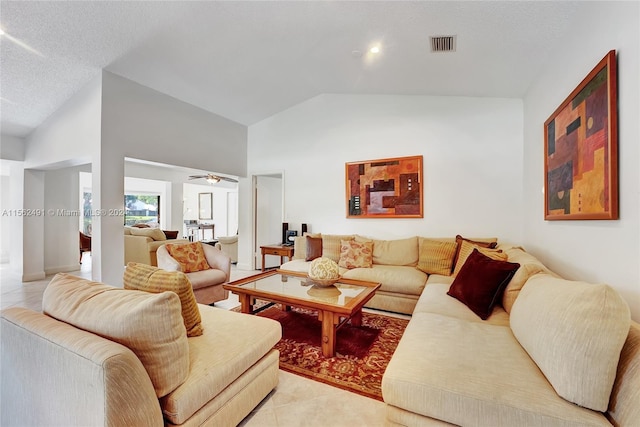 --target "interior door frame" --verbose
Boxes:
[251,171,285,270]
